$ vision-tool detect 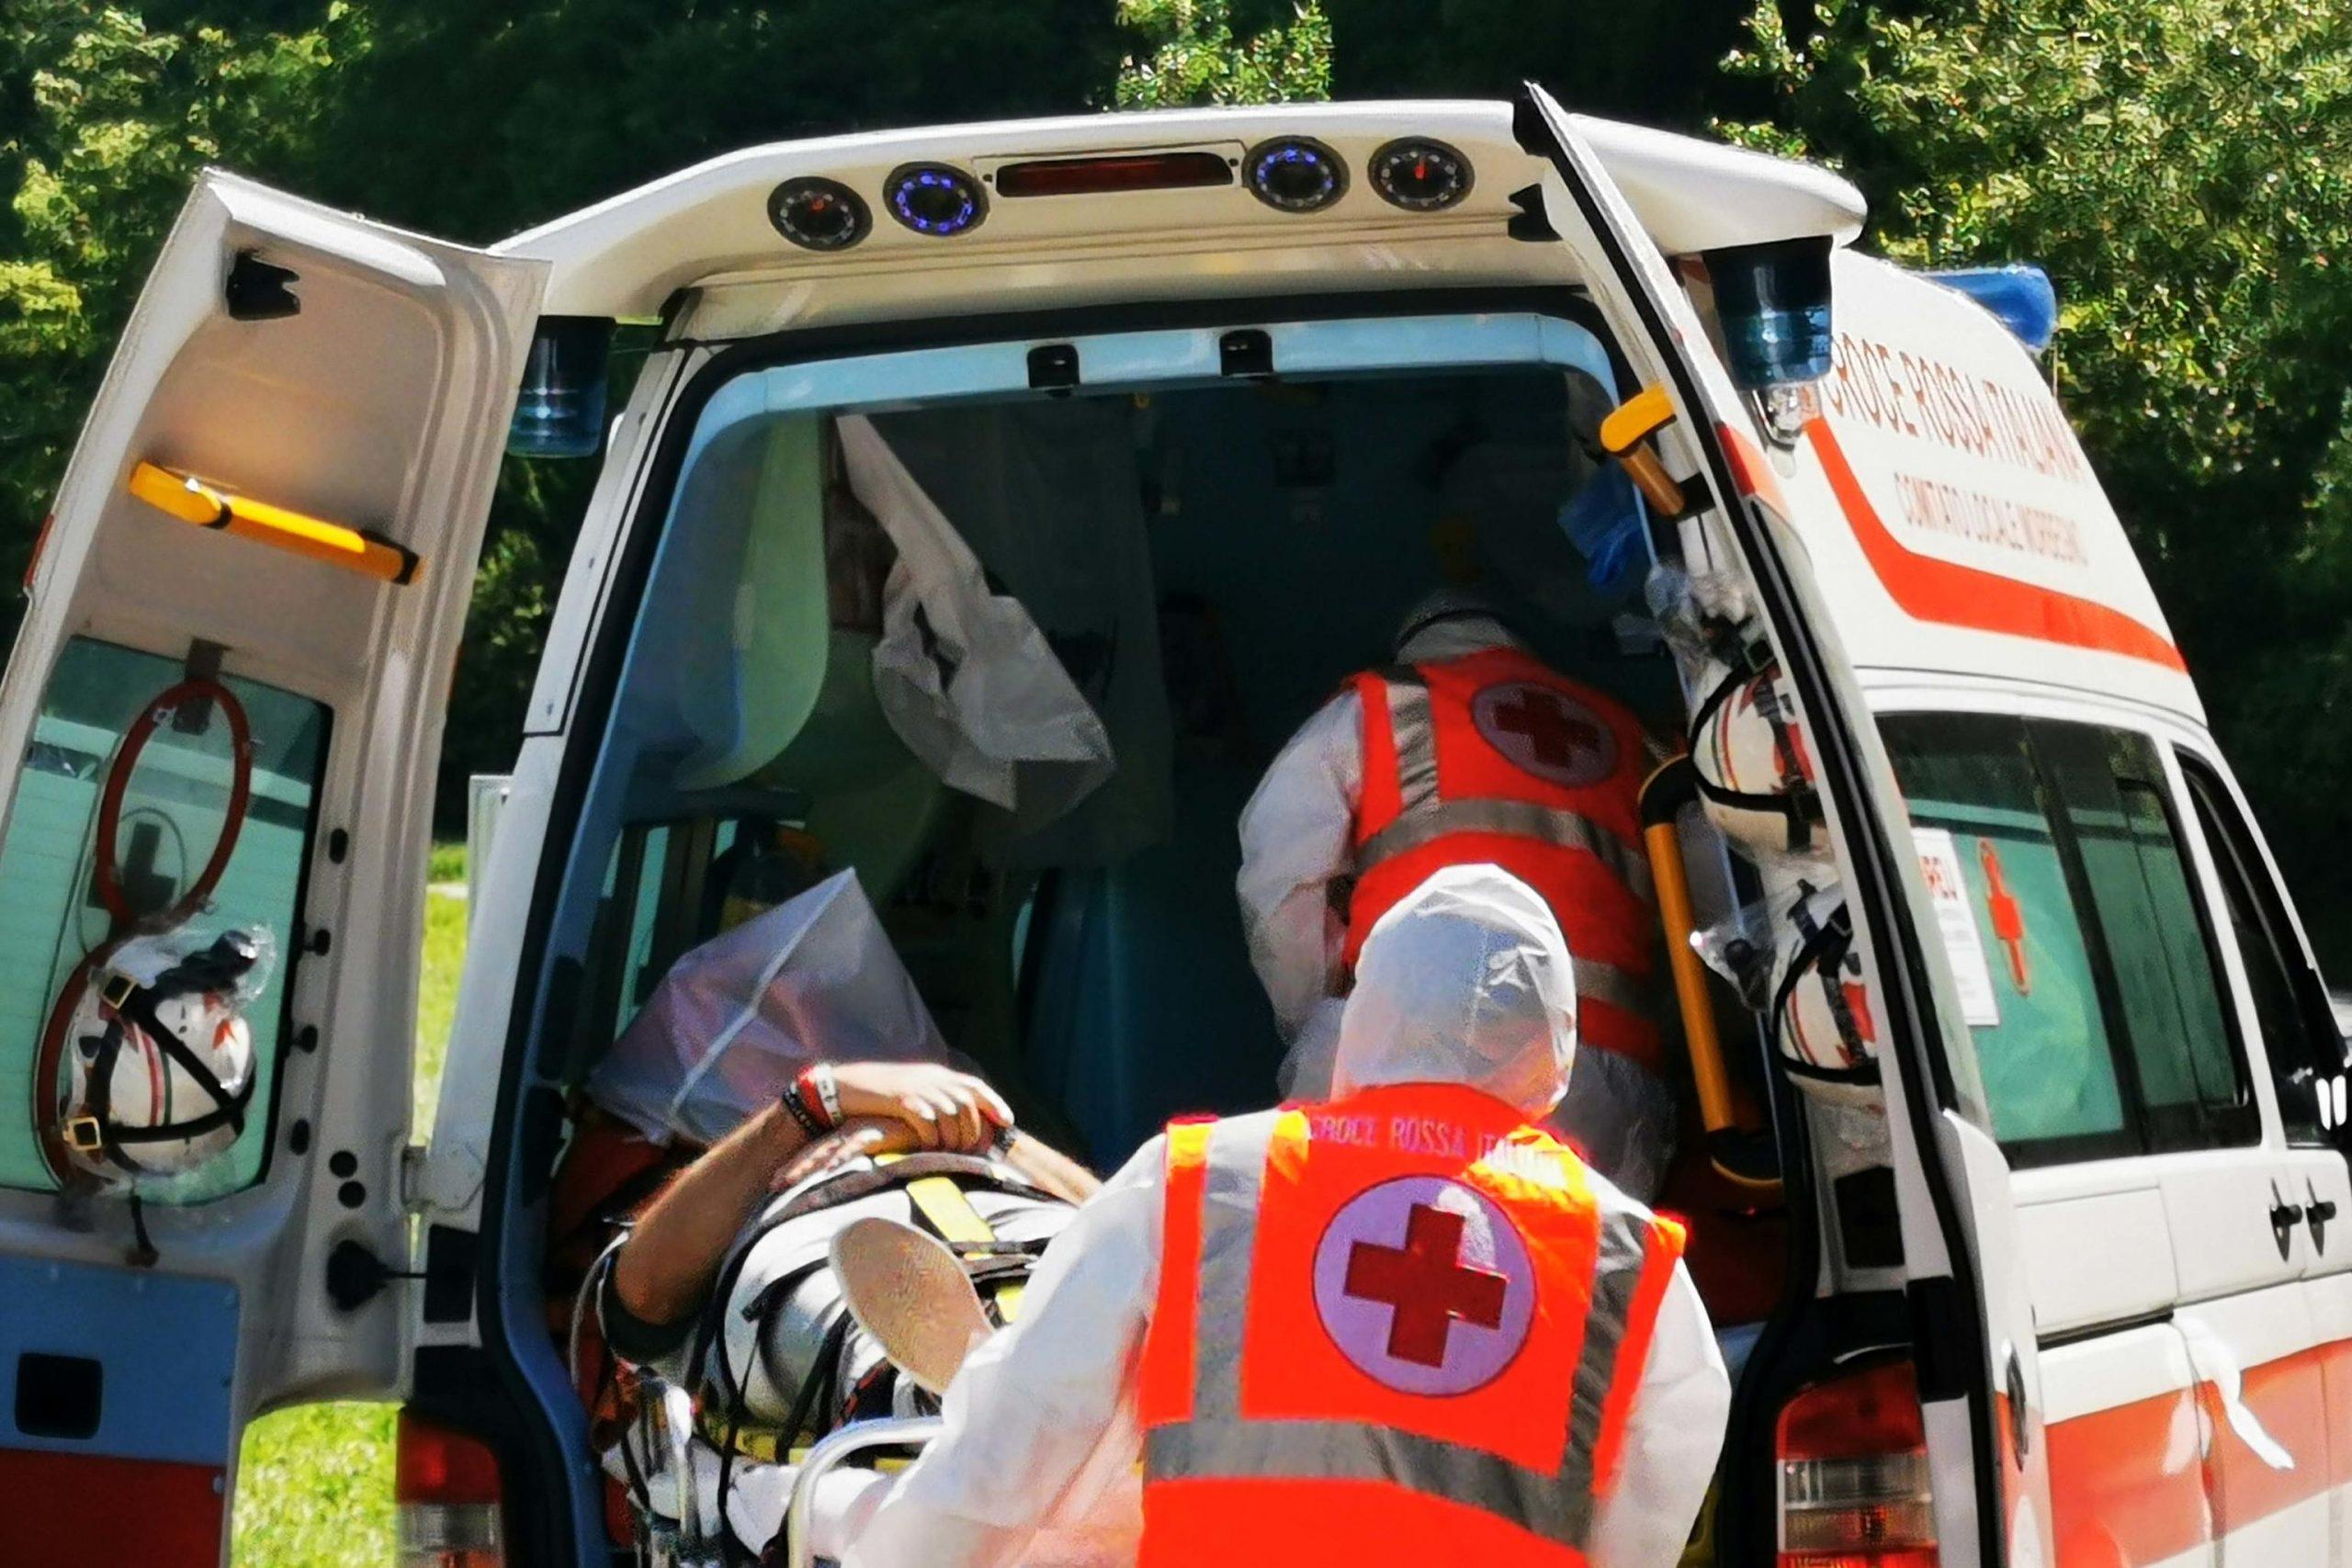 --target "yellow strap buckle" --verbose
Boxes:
[98,971,139,1016]
[902,1174,1028,1324]
[63,1115,104,1154]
